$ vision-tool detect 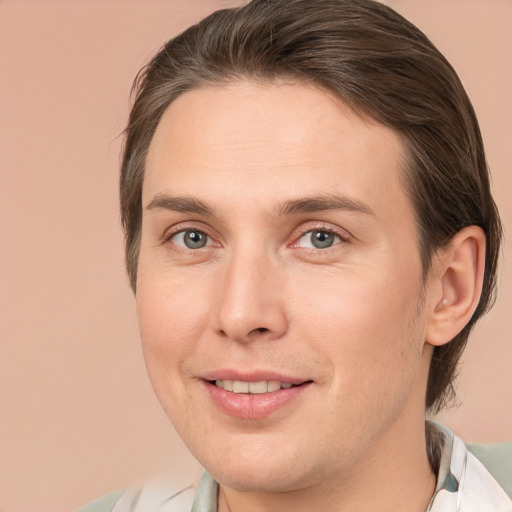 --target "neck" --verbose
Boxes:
[218,418,436,512]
